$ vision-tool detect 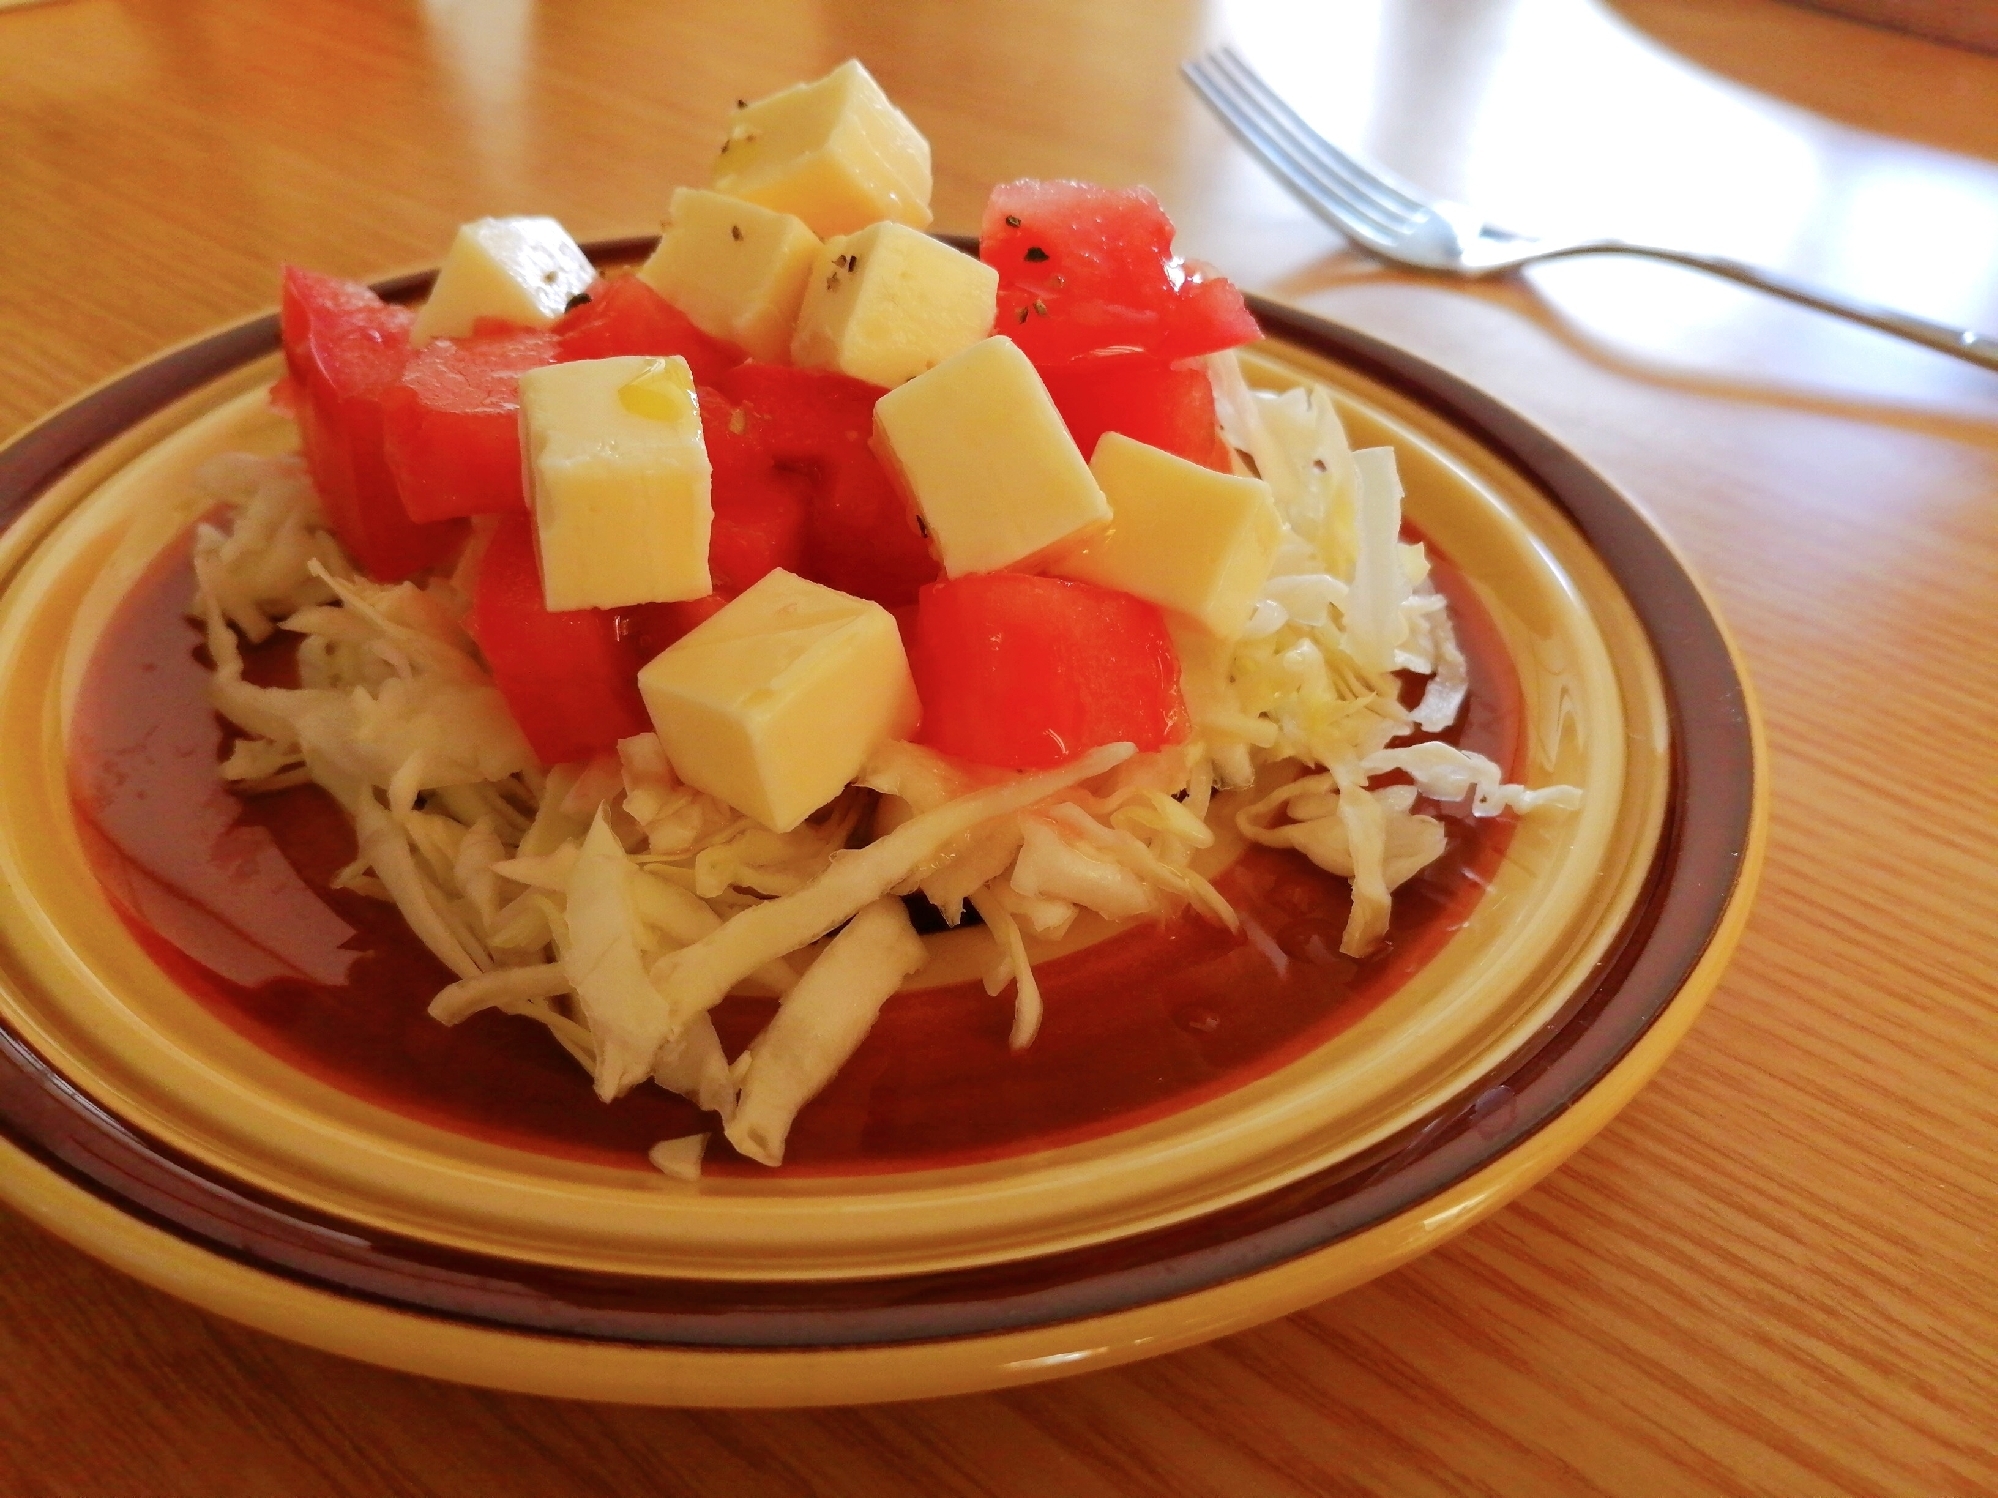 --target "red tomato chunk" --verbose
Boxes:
[698,386,811,595]
[279,267,465,581]
[552,275,745,384]
[910,573,1188,771]
[1039,354,1231,470]
[715,365,940,608]
[979,180,1261,368]
[616,592,731,665]
[470,514,652,767]
[382,328,557,522]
